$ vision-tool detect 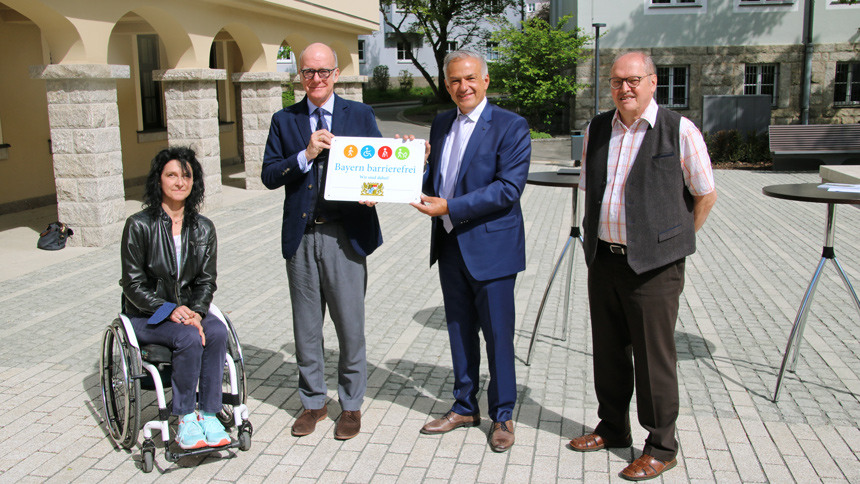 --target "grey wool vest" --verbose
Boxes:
[582,107,696,274]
